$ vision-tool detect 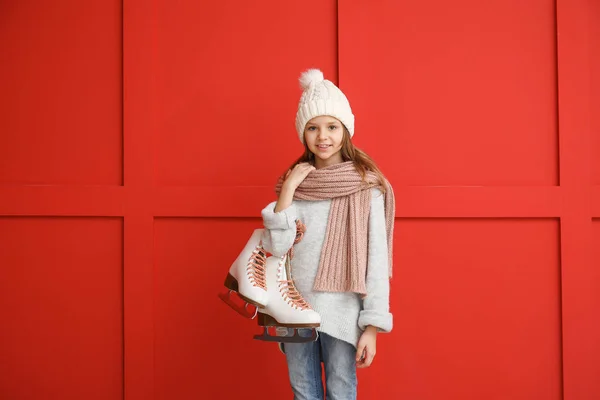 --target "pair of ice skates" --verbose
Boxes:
[218,228,321,343]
